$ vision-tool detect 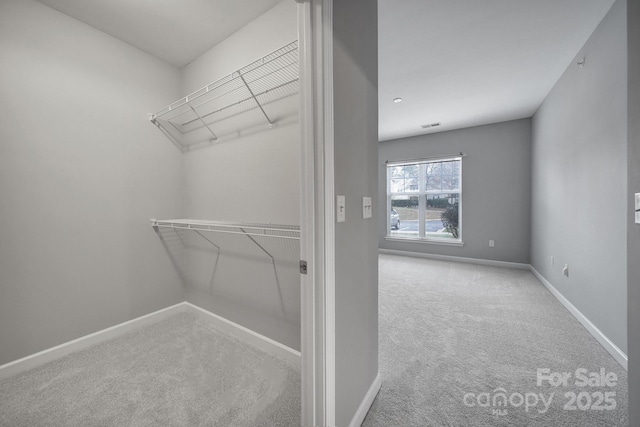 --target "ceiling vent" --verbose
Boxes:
[421,122,441,129]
